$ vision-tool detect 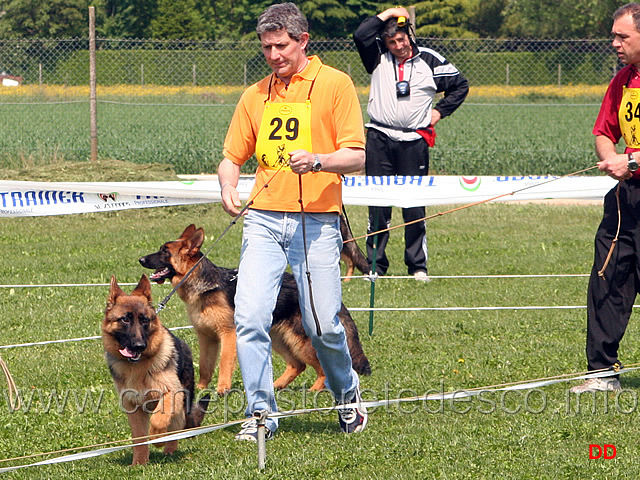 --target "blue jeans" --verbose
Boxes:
[234,209,359,433]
